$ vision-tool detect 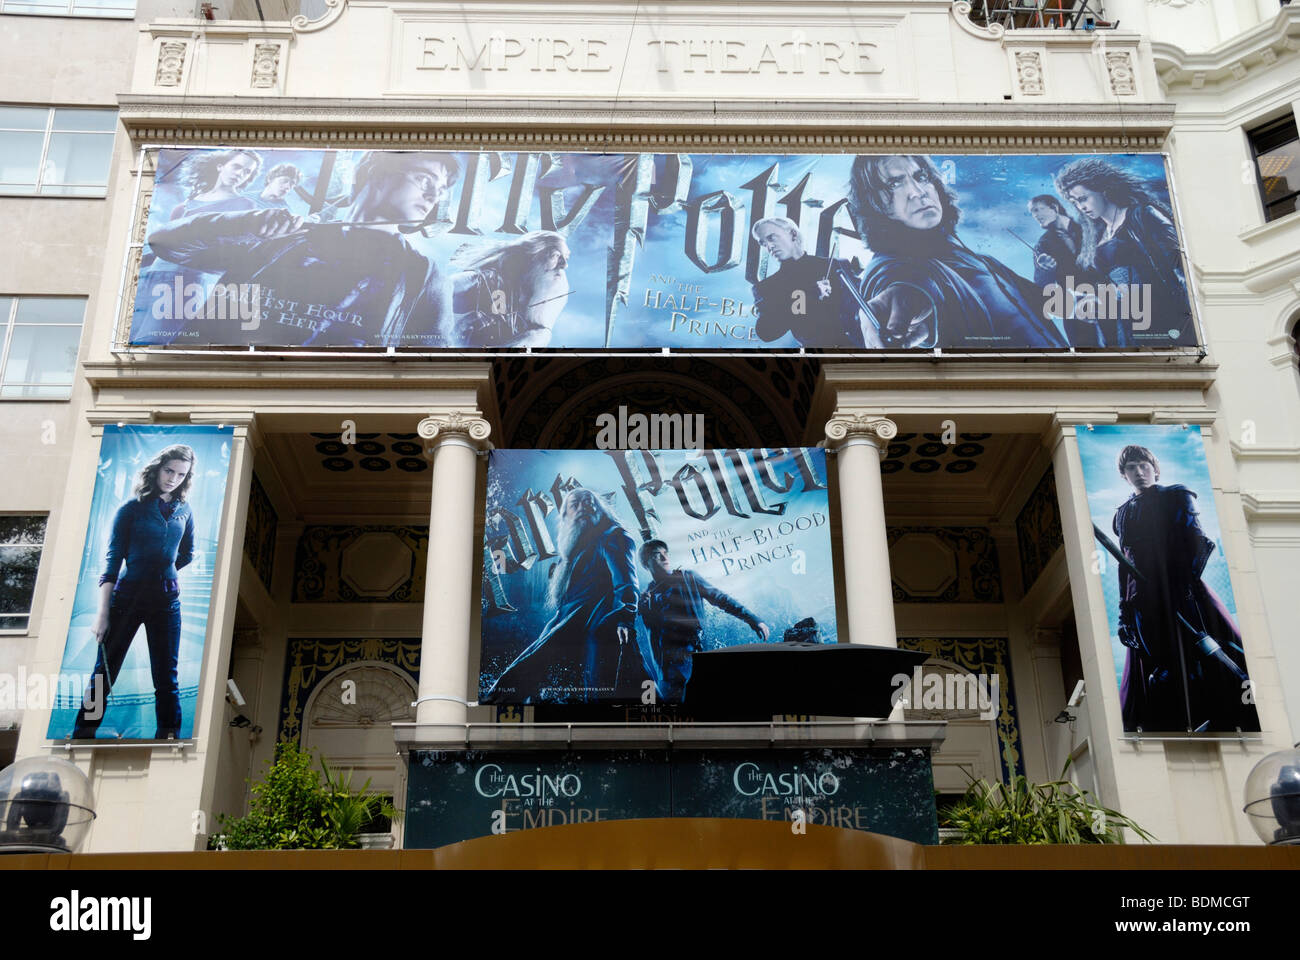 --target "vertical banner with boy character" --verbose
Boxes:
[47,424,234,740]
[480,448,836,705]
[1075,424,1259,733]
